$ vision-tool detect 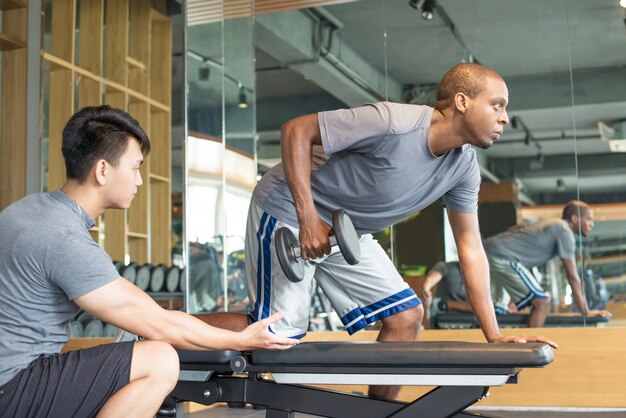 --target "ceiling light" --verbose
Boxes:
[620,0,626,8]
[421,0,435,20]
[408,0,435,21]
[238,85,248,109]
[198,64,210,81]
